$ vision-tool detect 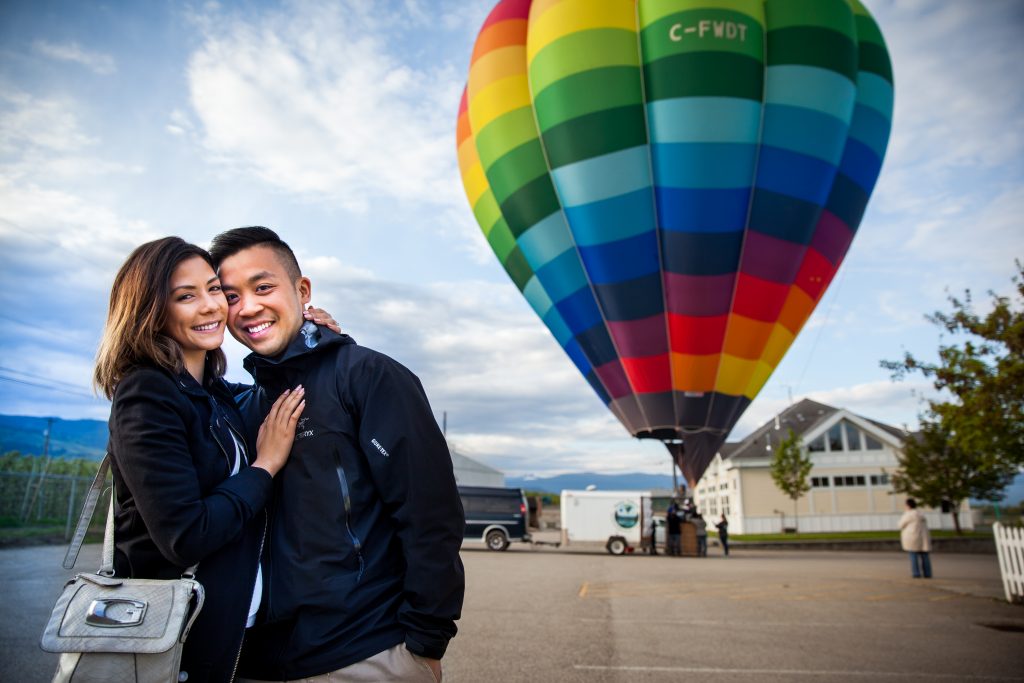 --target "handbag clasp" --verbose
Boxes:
[85,599,147,627]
